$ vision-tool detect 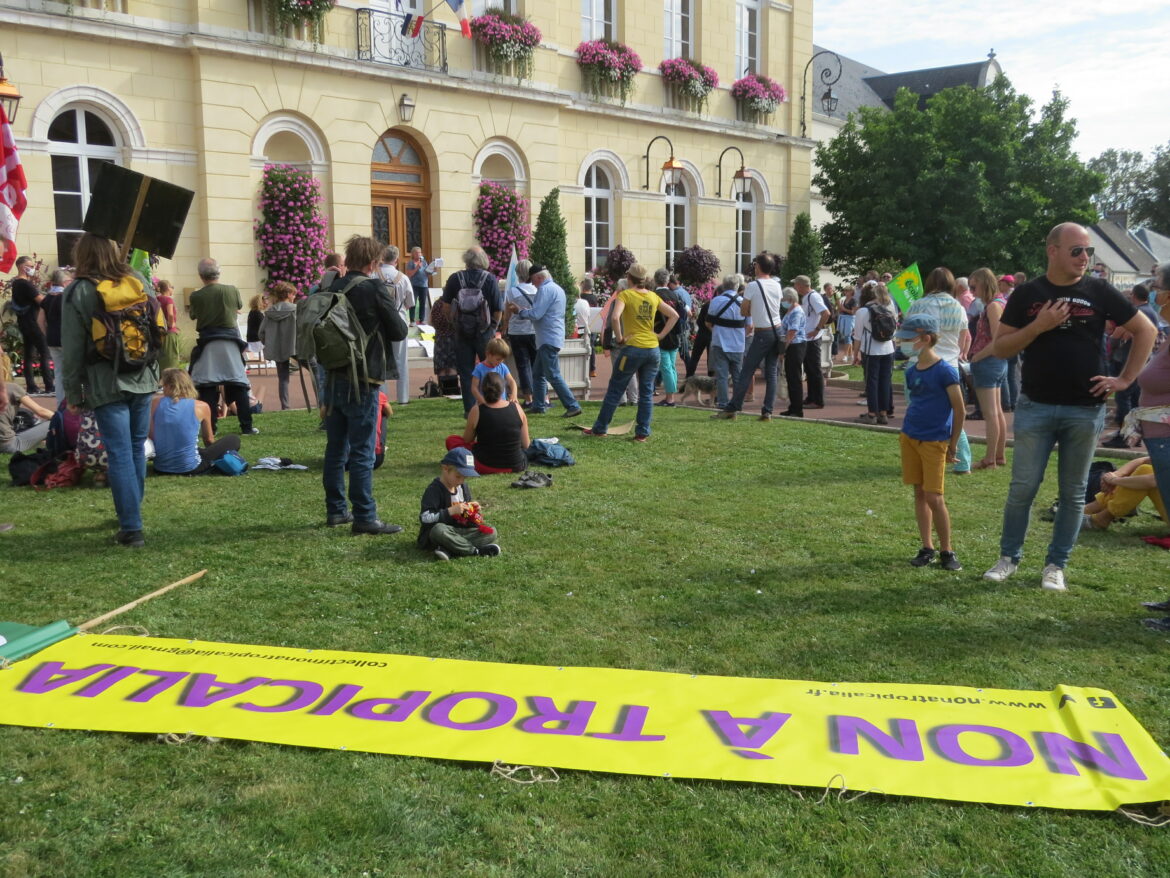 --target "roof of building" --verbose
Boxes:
[1092,213,1157,277]
[813,47,1003,124]
[1133,227,1170,266]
